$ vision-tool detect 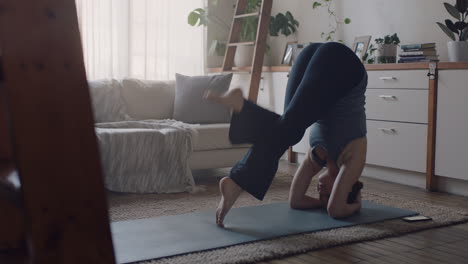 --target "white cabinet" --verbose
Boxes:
[367,70,428,89]
[366,120,427,173]
[364,69,429,172]
[365,89,428,123]
[257,72,288,114]
[230,72,287,114]
[435,70,468,181]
